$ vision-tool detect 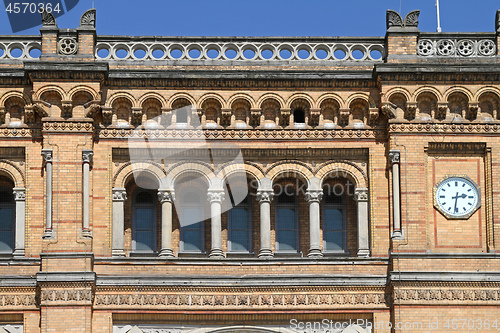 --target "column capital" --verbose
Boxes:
[354,188,369,202]
[112,188,127,202]
[158,190,175,203]
[388,150,400,165]
[305,190,323,203]
[41,149,53,164]
[207,190,225,204]
[12,187,25,201]
[256,190,274,203]
[82,149,94,164]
